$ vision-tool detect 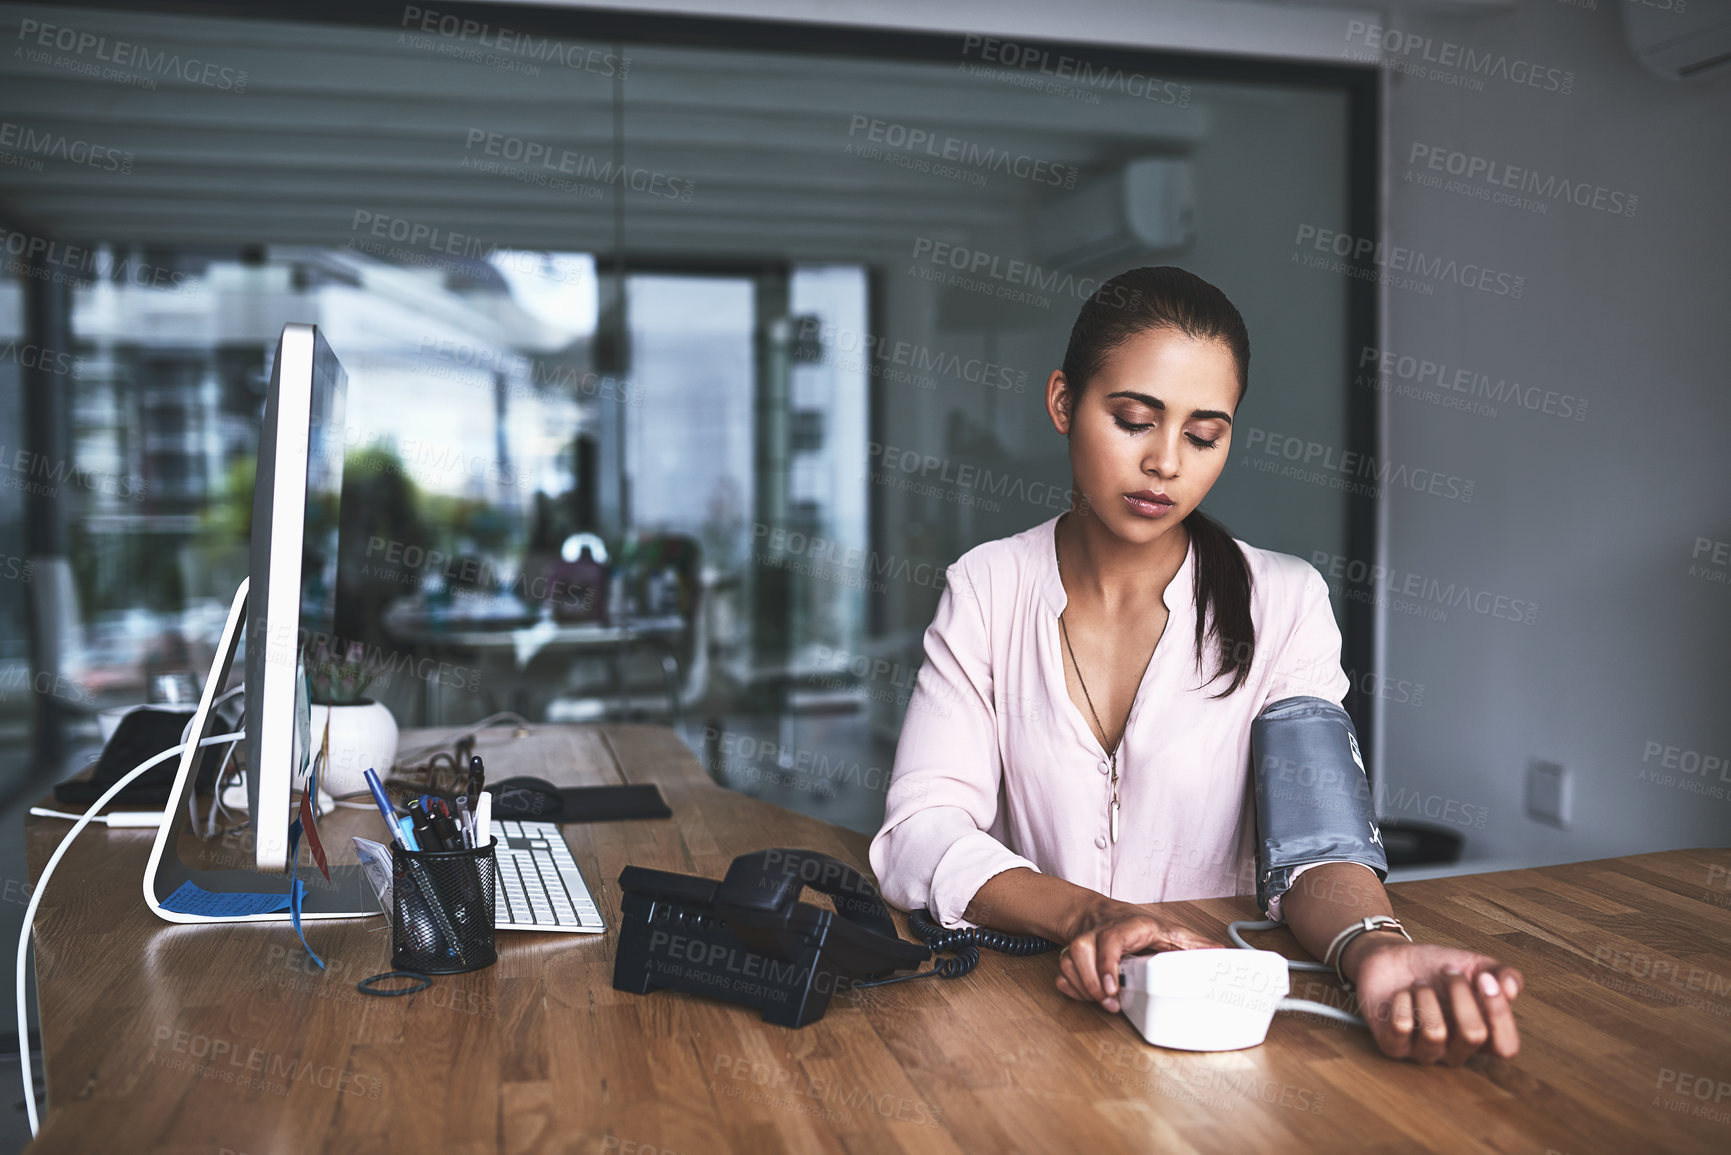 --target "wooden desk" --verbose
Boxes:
[24,724,1731,1154]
